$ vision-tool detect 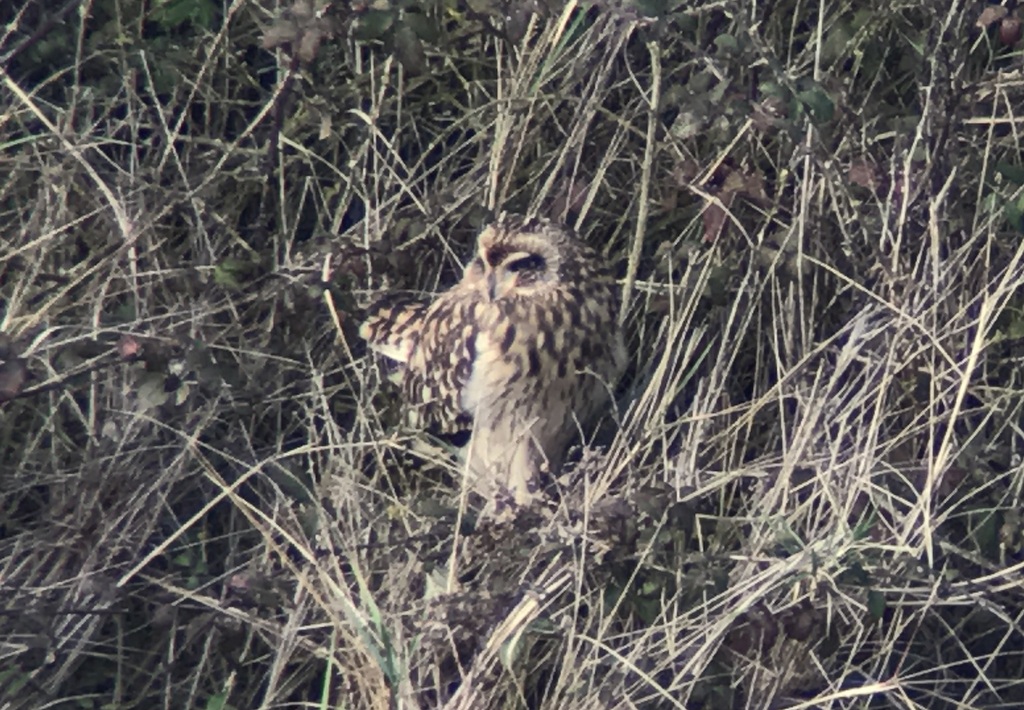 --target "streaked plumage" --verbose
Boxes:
[360,214,626,509]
